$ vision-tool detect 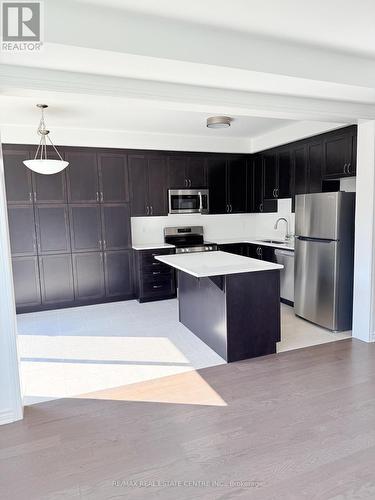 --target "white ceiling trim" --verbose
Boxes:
[0,65,372,123]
